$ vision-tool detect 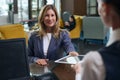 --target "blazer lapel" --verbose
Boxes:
[47,36,56,54]
[38,38,44,57]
